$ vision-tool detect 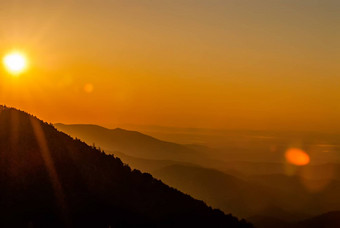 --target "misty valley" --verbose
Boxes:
[1,0,339,227]
[55,121,340,227]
